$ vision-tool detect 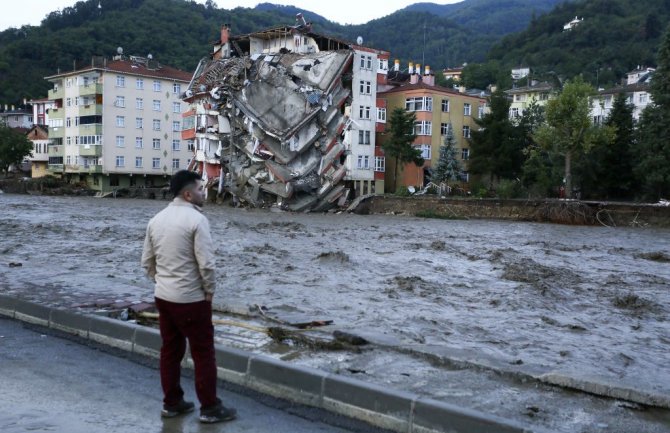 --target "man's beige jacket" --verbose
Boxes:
[142,197,216,303]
